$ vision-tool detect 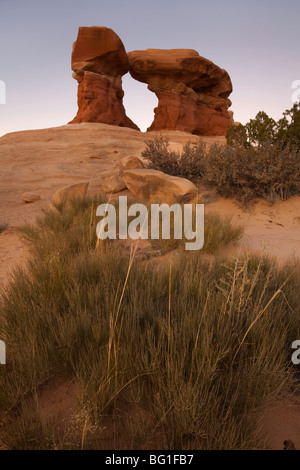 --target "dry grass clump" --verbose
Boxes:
[0,196,299,449]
